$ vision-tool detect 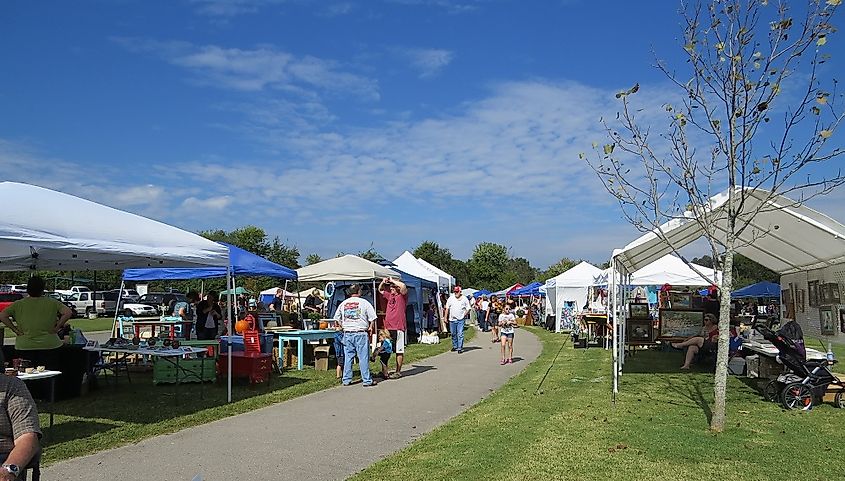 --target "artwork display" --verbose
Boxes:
[808,280,820,307]
[797,289,805,313]
[840,308,845,335]
[669,292,692,309]
[628,302,650,320]
[658,309,704,338]
[829,283,841,304]
[627,320,653,343]
[820,306,835,335]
